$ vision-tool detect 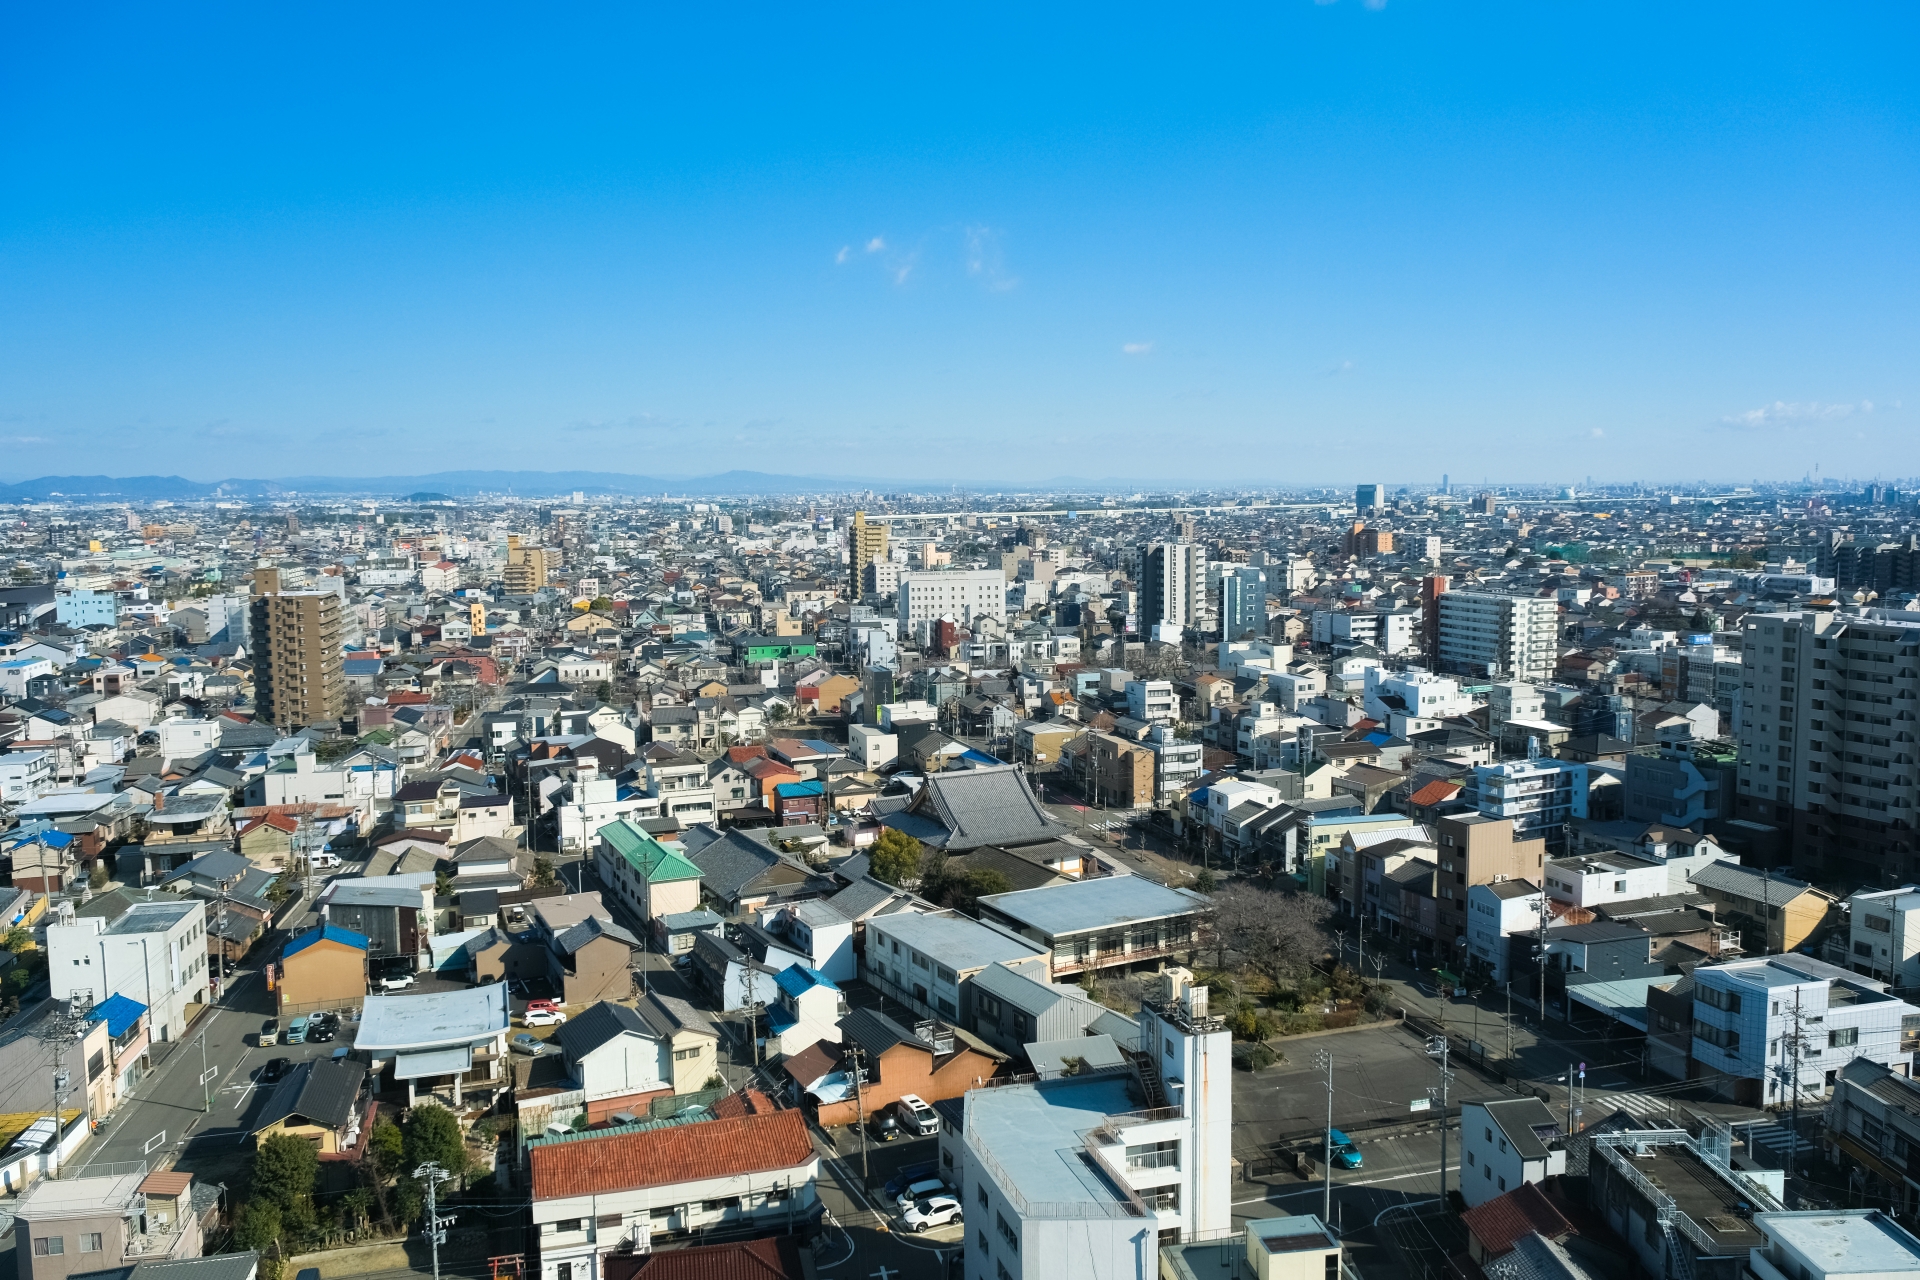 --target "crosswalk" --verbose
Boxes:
[1583,1092,1680,1119]
[1744,1123,1818,1163]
